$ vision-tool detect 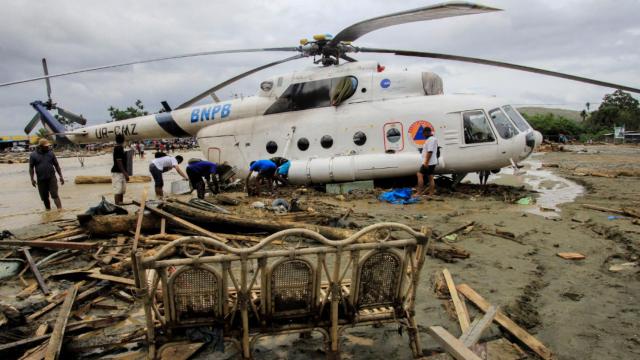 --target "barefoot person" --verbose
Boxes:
[111,134,130,205]
[416,127,439,196]
[149,154,187,199]
[29,138,64,210]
